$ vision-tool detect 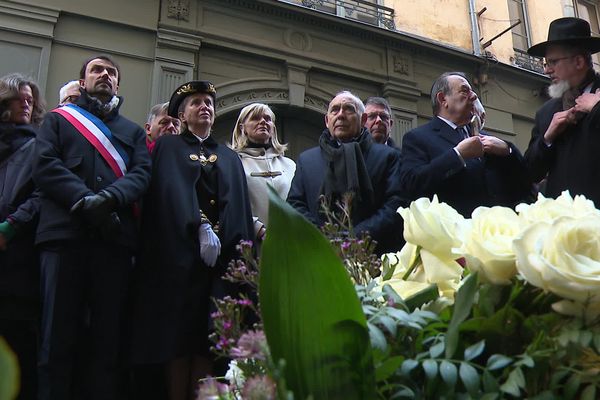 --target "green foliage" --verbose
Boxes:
[0,337,19,400]
[259,188,375,399]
